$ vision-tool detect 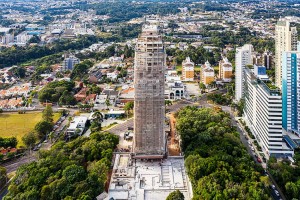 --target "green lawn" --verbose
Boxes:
[0,112,60,147]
